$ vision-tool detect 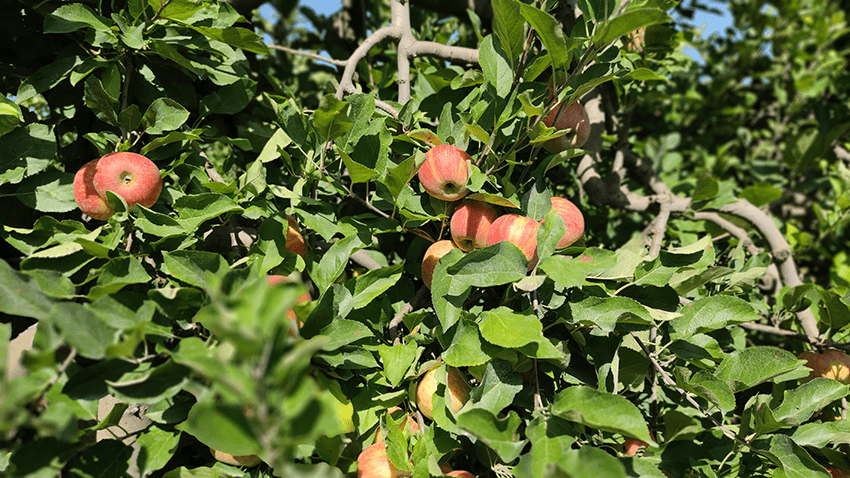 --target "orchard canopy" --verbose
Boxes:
[2,0,850,477]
